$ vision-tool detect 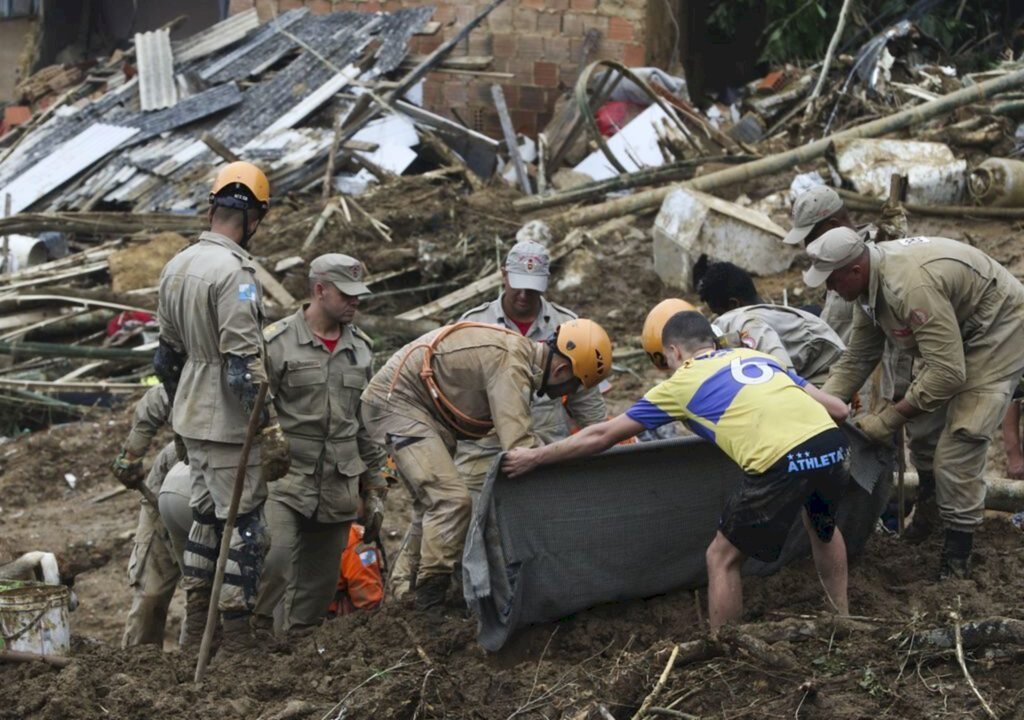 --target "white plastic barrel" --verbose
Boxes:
[0,580,71,656]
